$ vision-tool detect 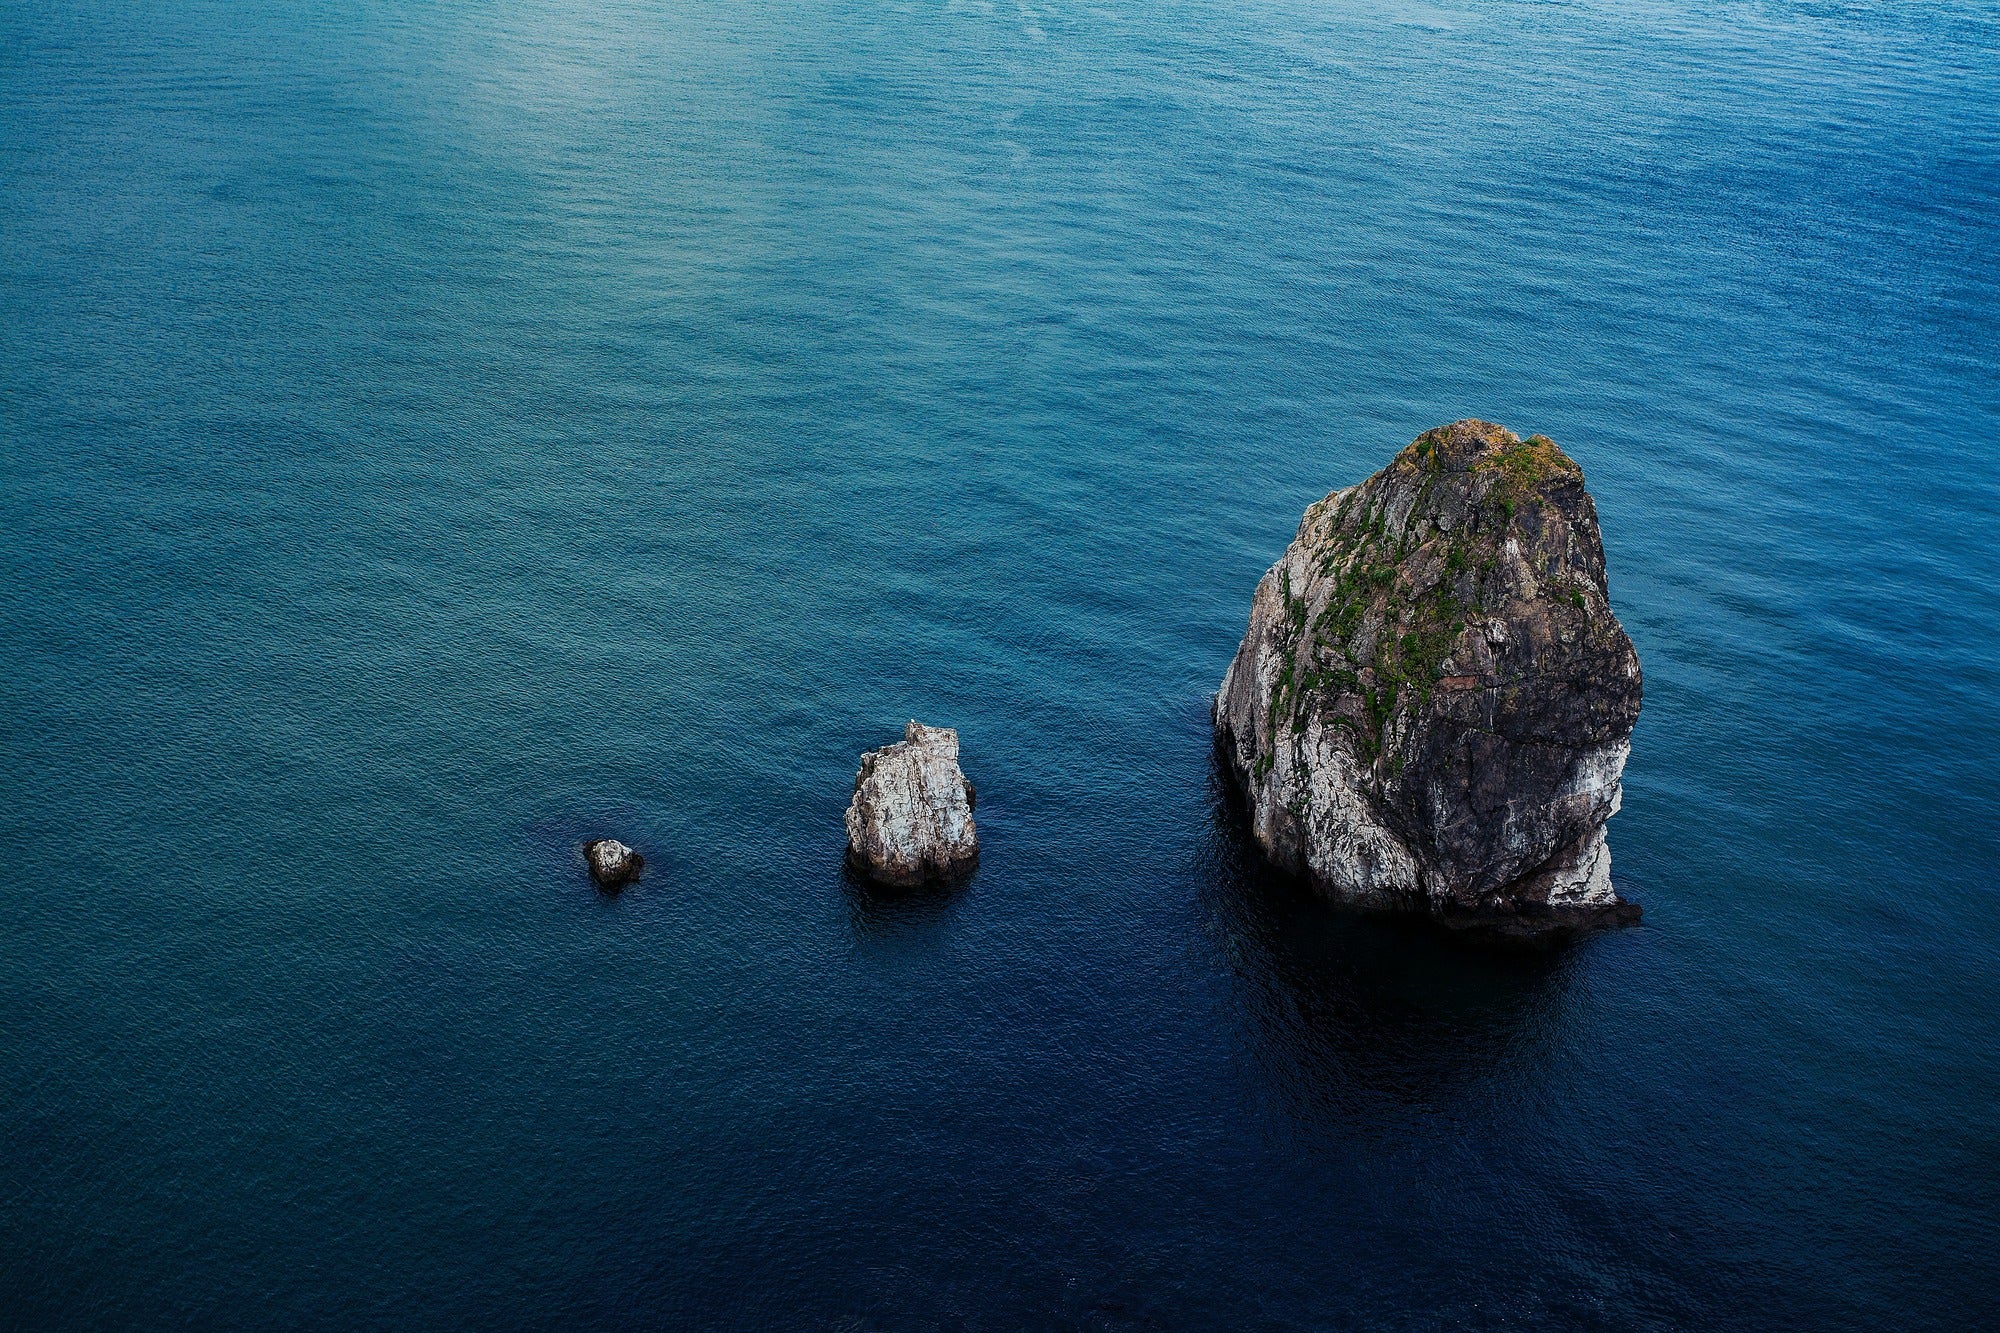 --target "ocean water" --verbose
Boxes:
[3,0,1997,1326]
